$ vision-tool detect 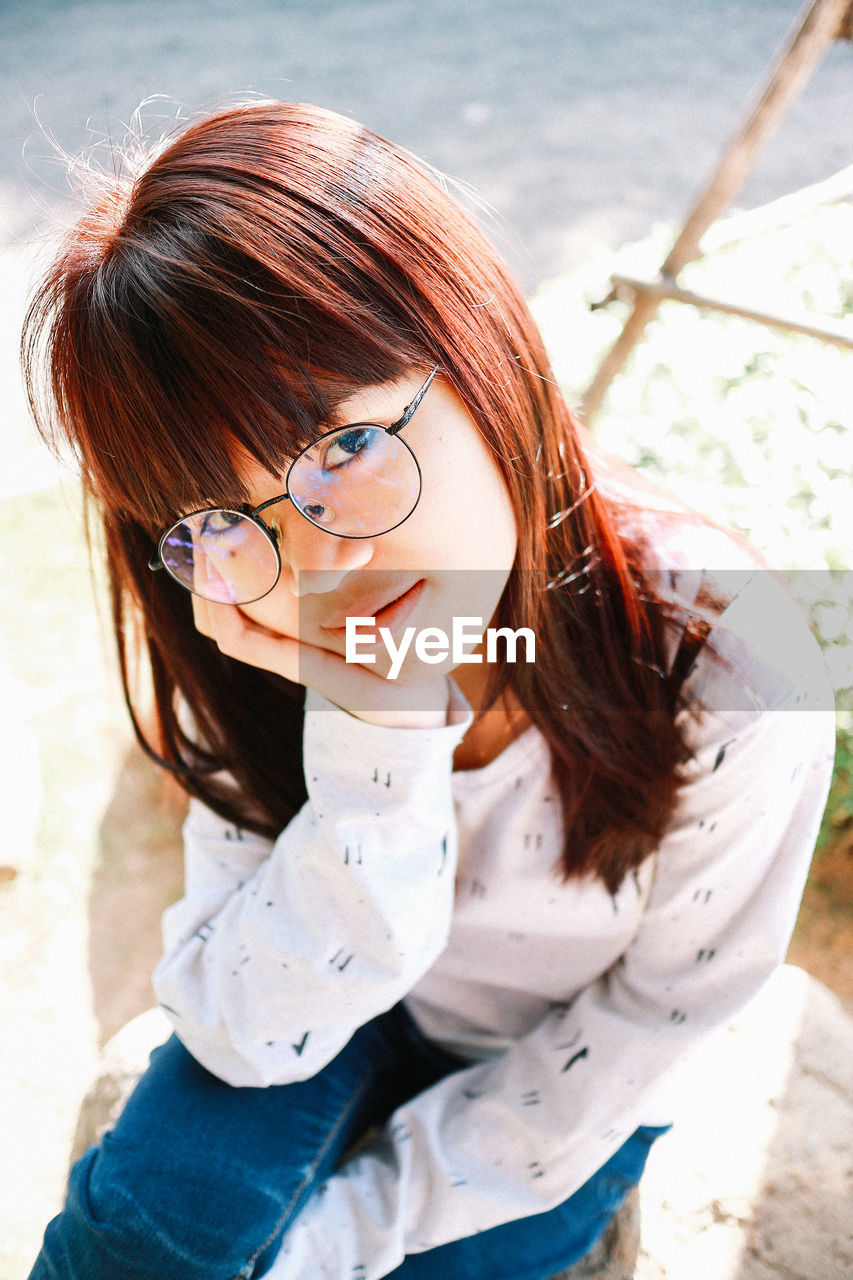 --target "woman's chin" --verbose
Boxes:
[370,657,458,687]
